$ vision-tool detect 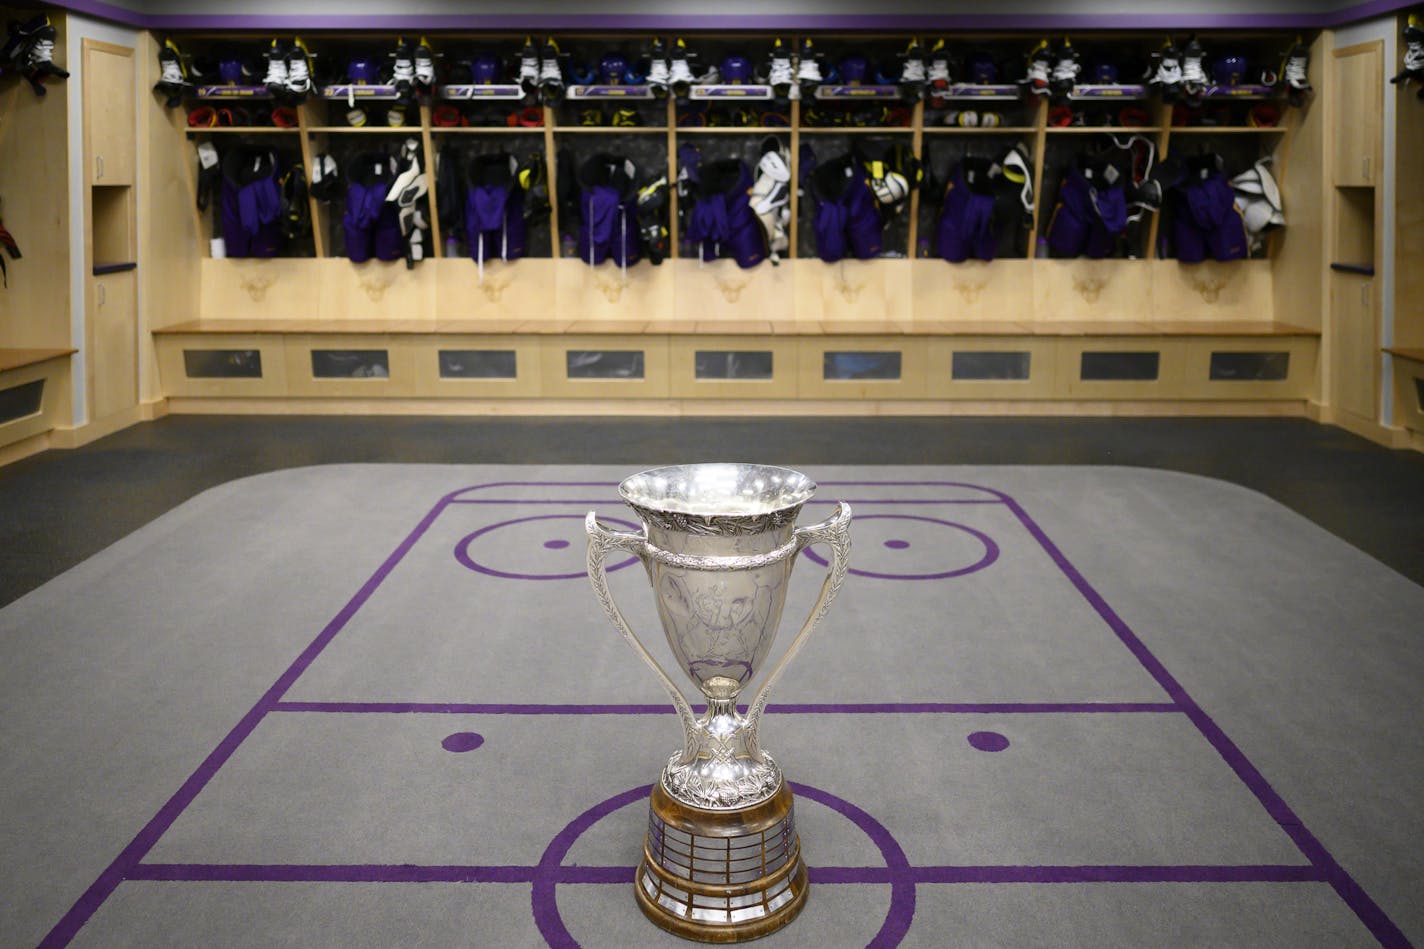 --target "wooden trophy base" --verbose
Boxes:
[634,781,809,943]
